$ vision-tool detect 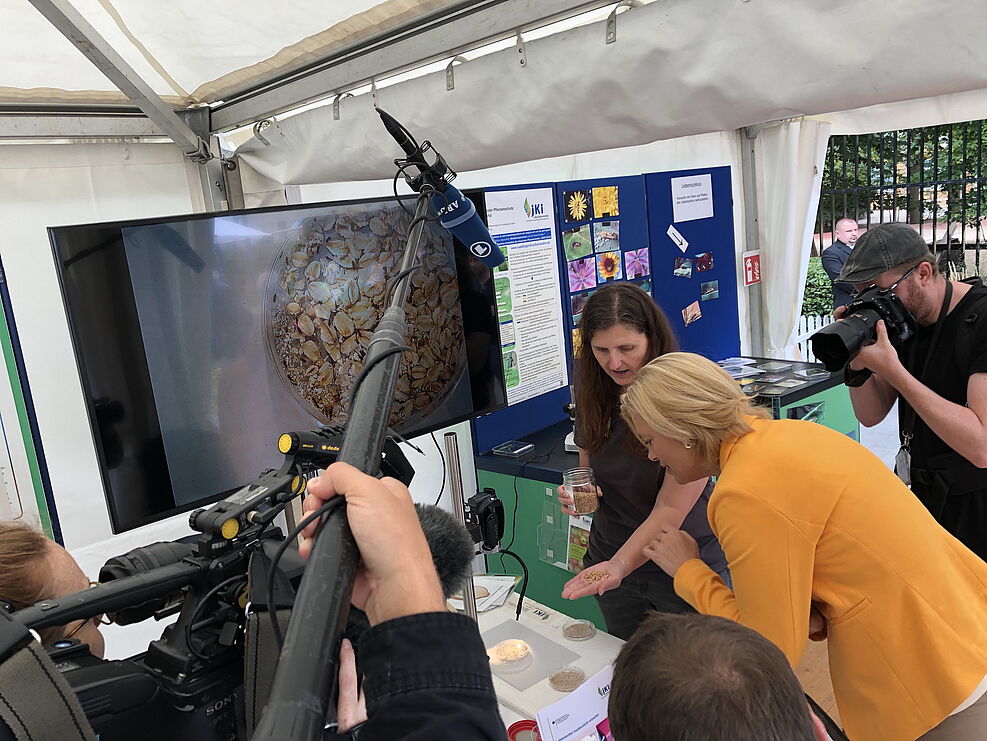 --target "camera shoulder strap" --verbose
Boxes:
[899,281,952,446]
[0,639,96,741]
